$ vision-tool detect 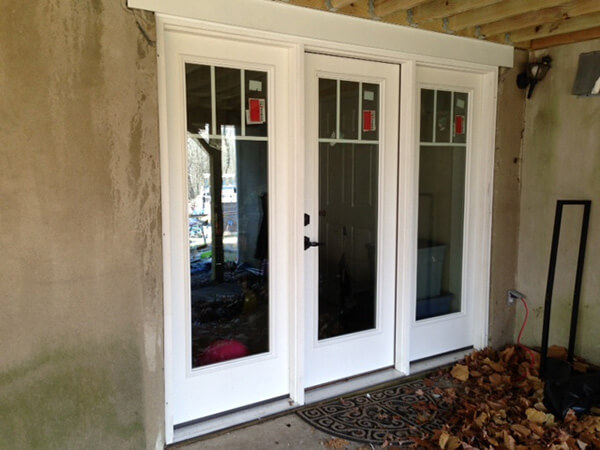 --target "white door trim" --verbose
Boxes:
[129,0,513,68]
[153,13,499,444]
[402,66,497,363]
[156,17,305,443]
